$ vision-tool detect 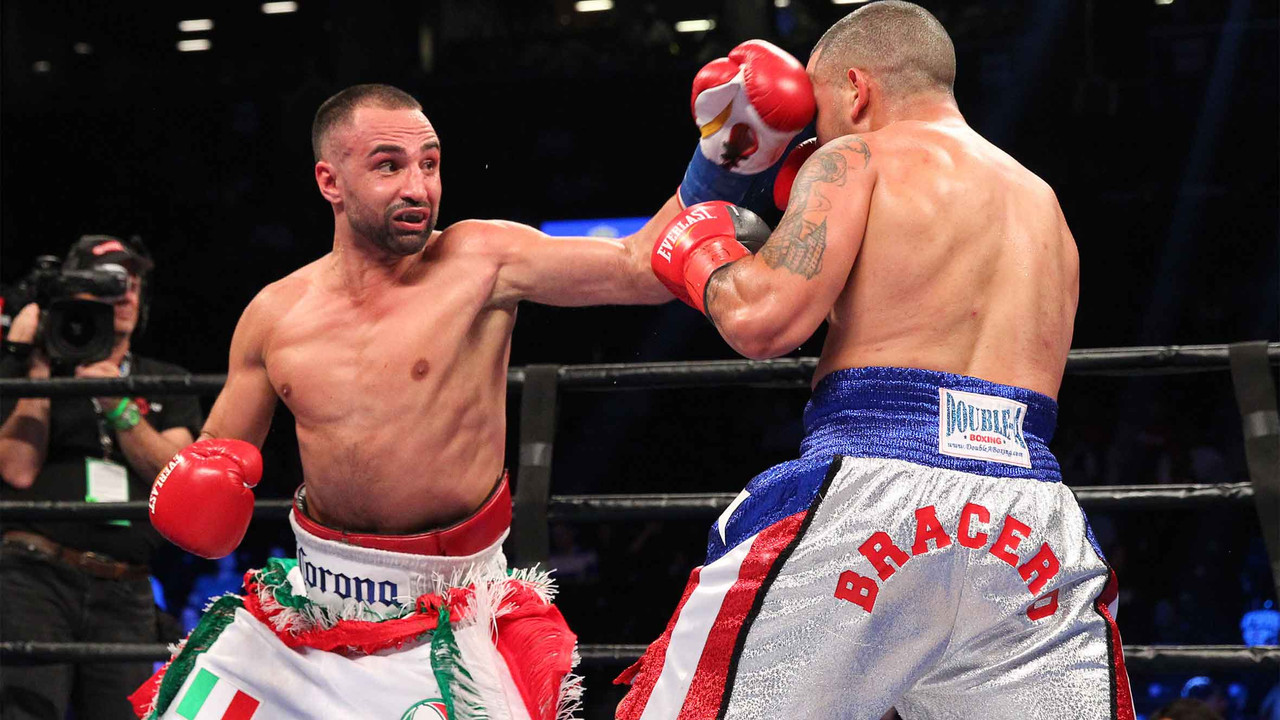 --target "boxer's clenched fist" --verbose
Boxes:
[651,201,771,313]
[691,40,816,175]
[149,438,262,559]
